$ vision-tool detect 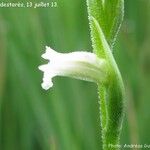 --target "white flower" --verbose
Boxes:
[38,46,108,90]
